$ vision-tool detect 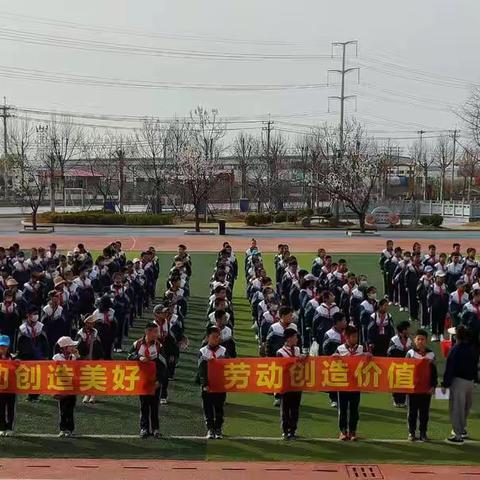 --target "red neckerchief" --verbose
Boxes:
[347,344,358,355]
[144,340,158,360]
[85,329,93,345]
[457,290,463,305]
[114,286,121,296]
[28,324,37,343]
[377,313,388,335]
[209,346,218,359]
[103,312,112,325]
[337,328,346,344]
[399,335,408,351]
